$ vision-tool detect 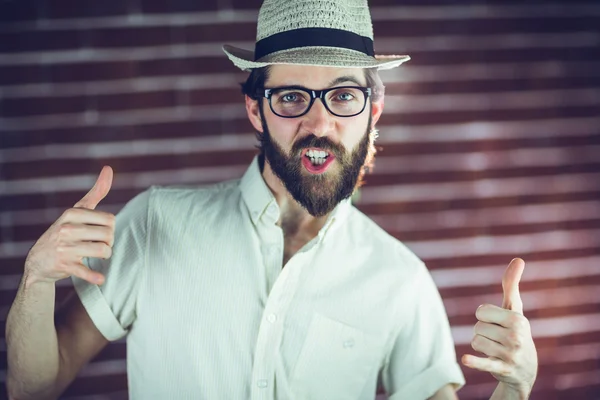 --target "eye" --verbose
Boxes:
[329,88,359,103]
[337,92,355,101]
[278,92,306,103]
[282,94,297,102]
